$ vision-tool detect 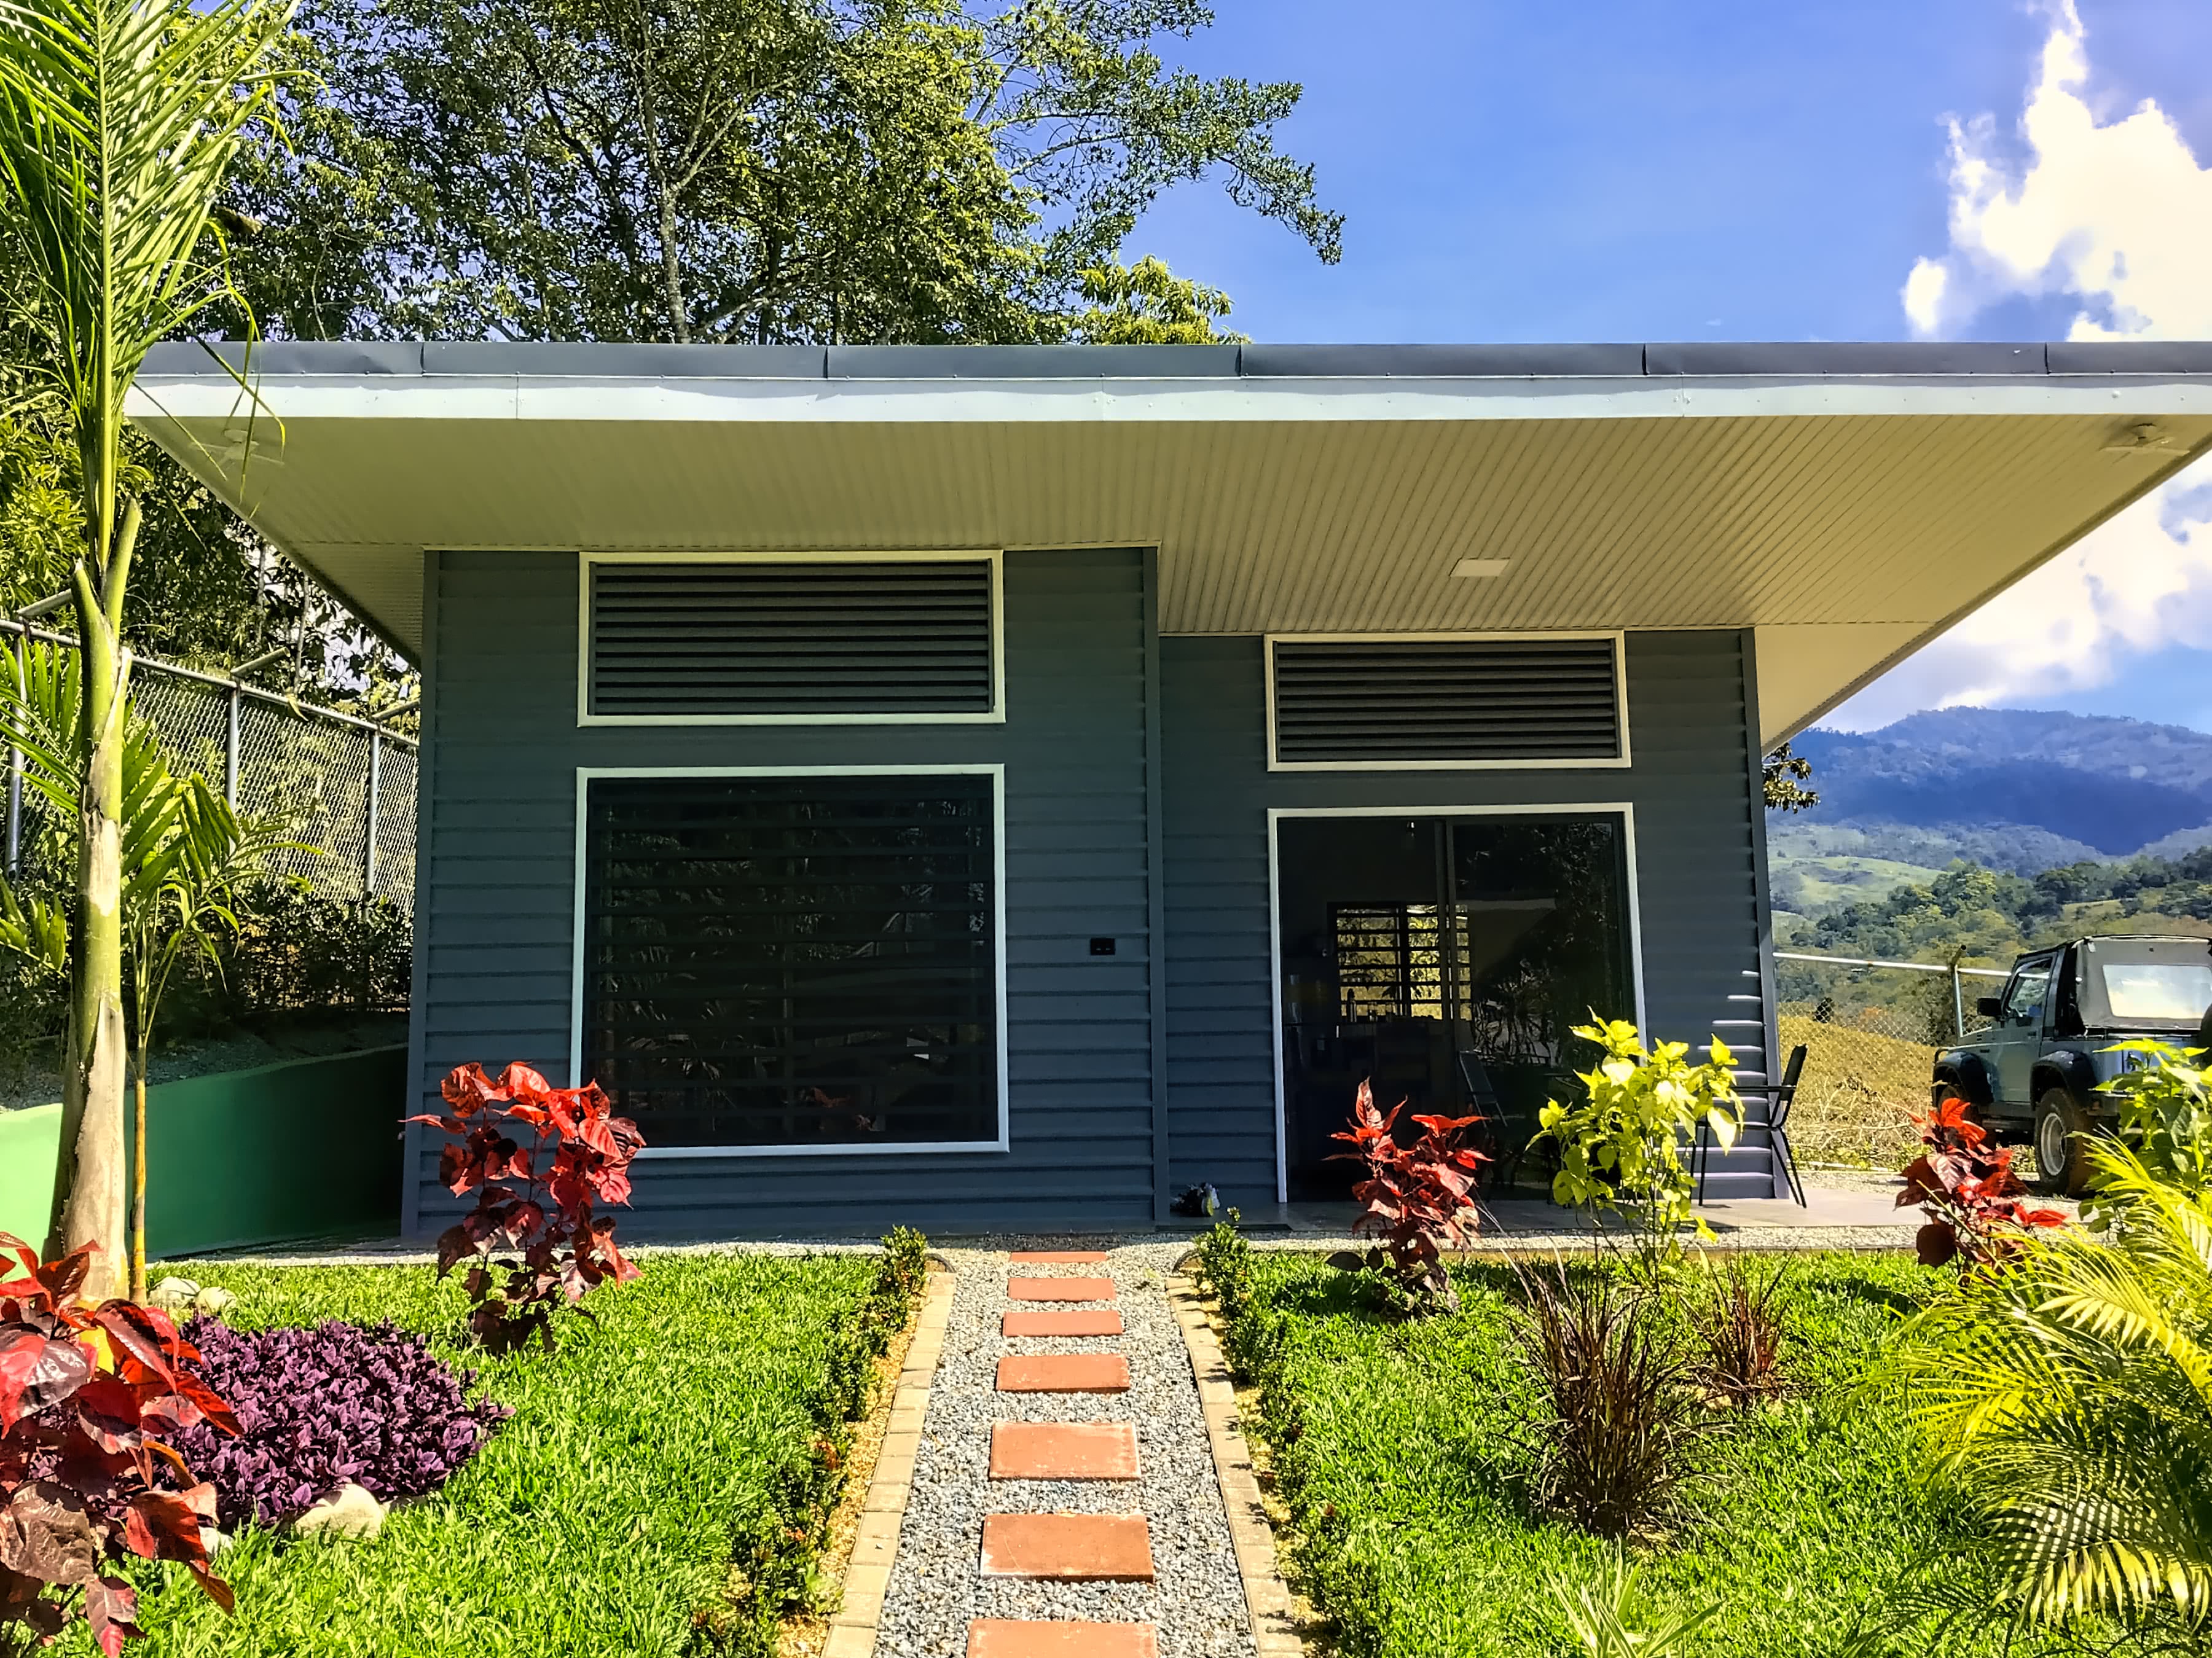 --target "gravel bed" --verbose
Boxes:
[874,1242,1254,1658]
